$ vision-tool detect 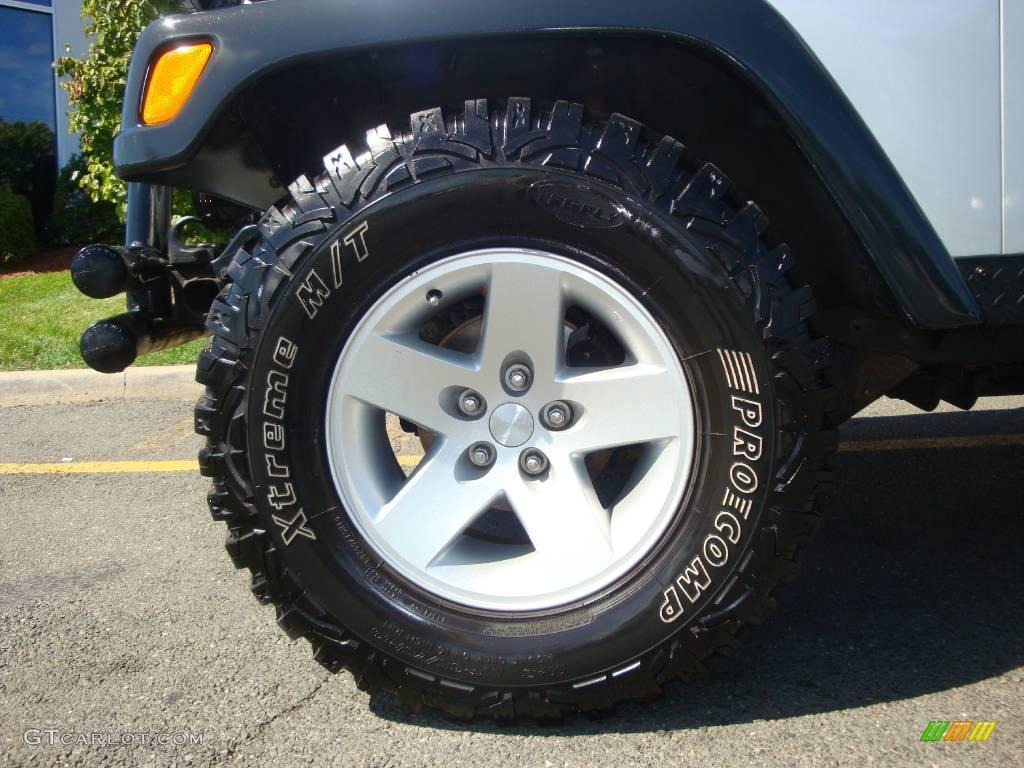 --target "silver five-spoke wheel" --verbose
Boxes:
[326,249,695,611]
